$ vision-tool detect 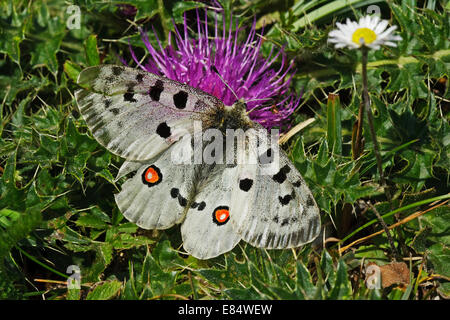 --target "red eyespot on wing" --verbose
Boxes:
[212,206,230,226]
[142,165,162,187]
